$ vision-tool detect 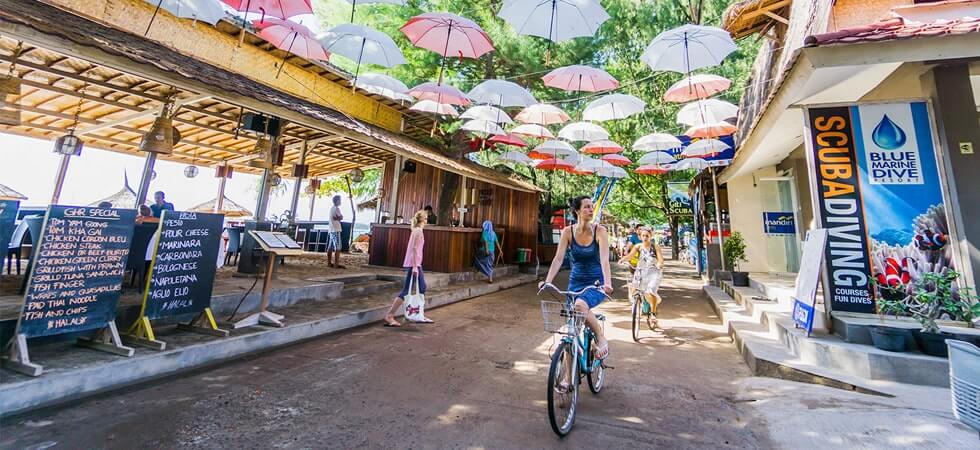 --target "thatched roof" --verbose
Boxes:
[0,183,27,200]
[89,173,148,208]
[723,0,791,39]
[190,195,252,218]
